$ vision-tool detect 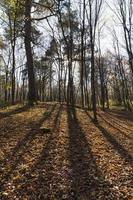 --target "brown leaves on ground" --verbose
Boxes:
[0,103,133,200]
